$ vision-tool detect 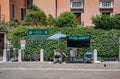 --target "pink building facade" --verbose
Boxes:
[0,0,120,26]
[33,0,120,26]
[0,0,26,22]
